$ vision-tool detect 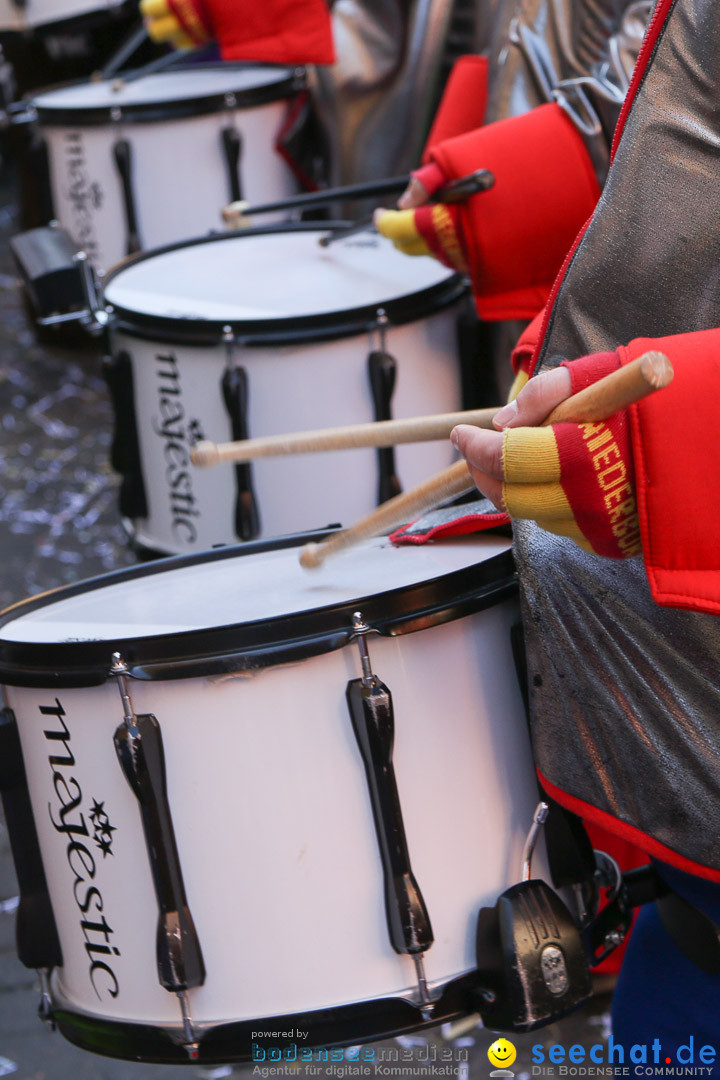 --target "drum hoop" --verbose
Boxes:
[103,223,470,346]
[31,62,300,127]
[49,969,479,1064]
[0,531,516,688]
